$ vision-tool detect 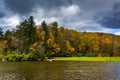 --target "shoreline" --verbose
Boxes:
[52,57,120,62]
[1,57,120,62]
